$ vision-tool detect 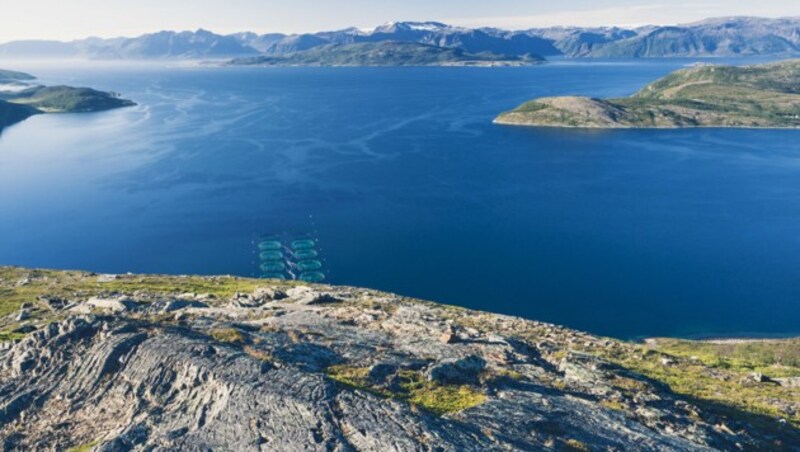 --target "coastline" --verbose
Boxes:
[494,117,800,131]
[644,334,800,344]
